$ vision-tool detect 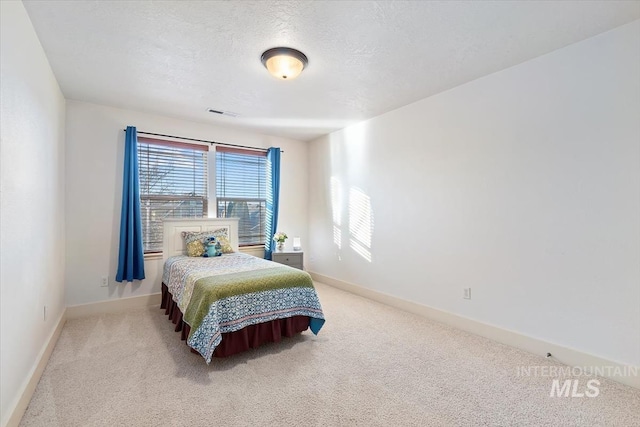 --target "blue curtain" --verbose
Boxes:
[264,147,281,260]
[116,126,145,282]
